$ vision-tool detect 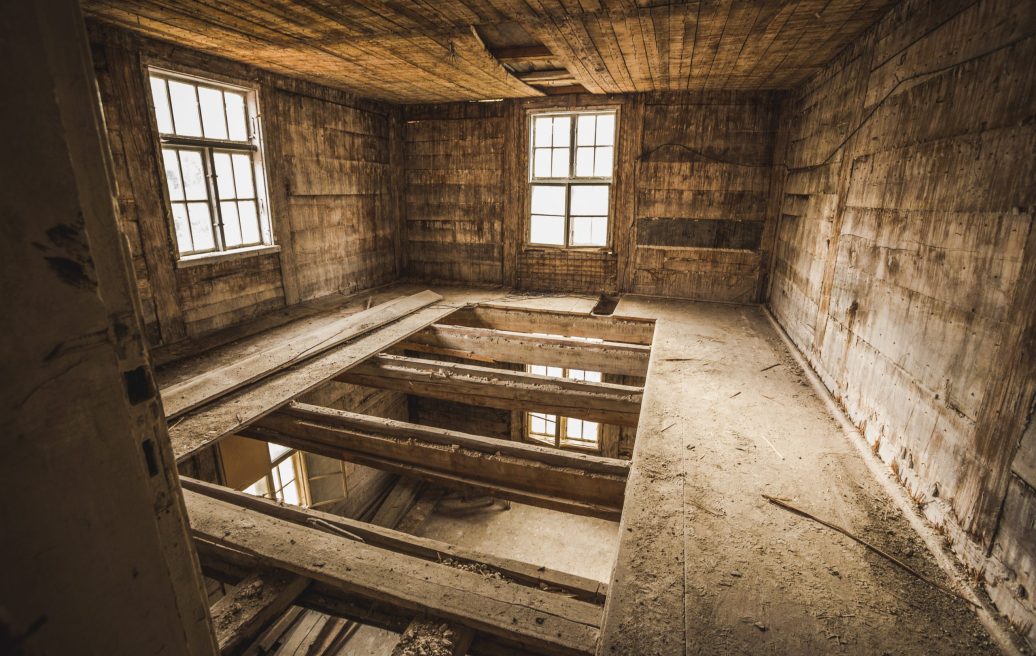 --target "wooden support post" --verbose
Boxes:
[339,354,643,428]
[399,324,650,376]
